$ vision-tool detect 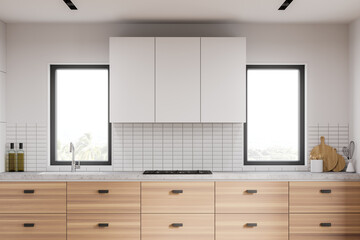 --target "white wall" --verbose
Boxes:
[349,18,360,172]
[0,21,6,123]
[0,21,5,172]
[6,23,349,125]
[0,21,5,73]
